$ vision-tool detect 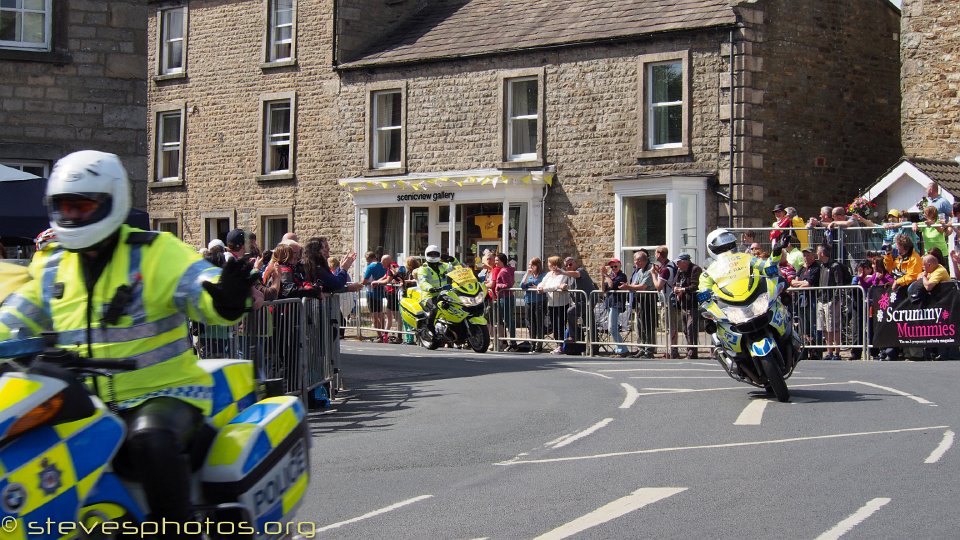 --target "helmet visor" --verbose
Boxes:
[426,251,440,259]
[49,193,112,229]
